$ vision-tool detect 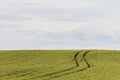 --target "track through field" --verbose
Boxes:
[0,50,120,80]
